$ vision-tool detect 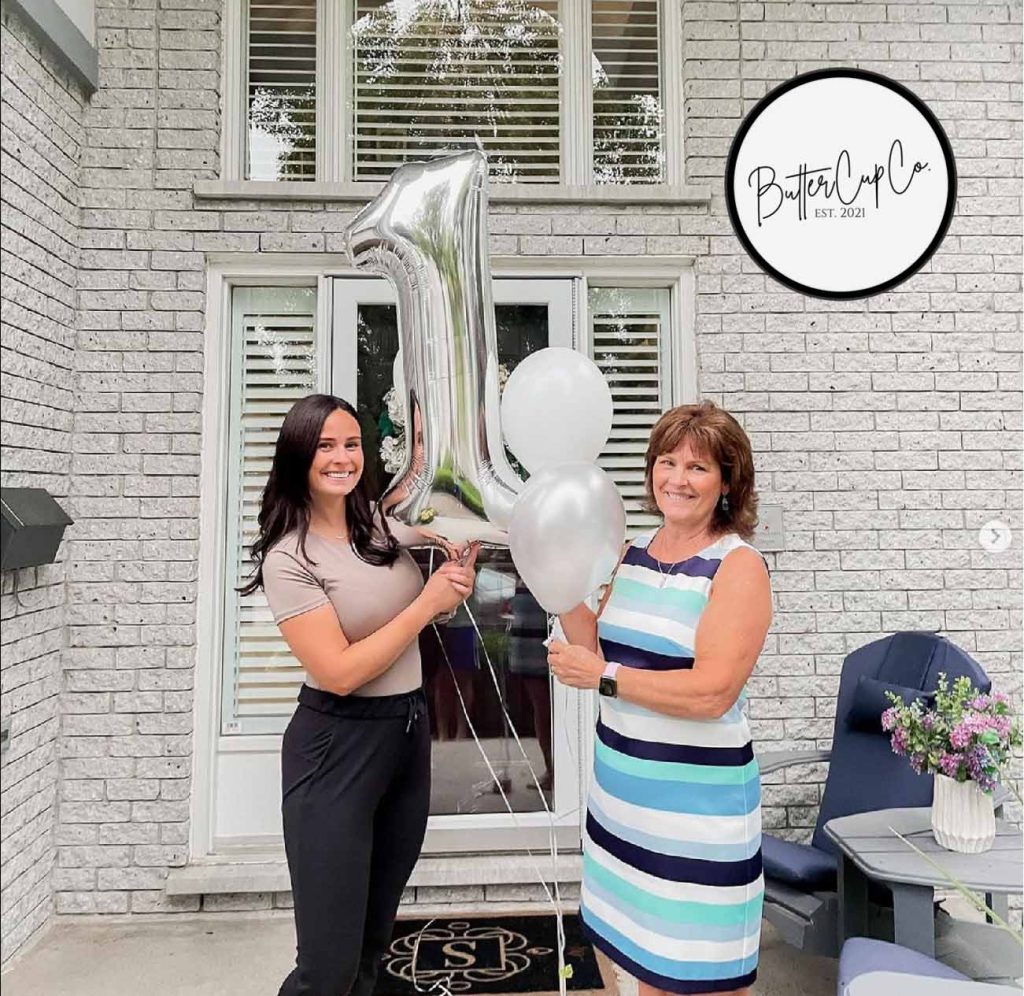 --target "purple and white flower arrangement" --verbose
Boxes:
[881,674,1021,793]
